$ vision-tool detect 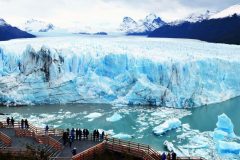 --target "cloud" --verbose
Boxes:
[0,0,238,32]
